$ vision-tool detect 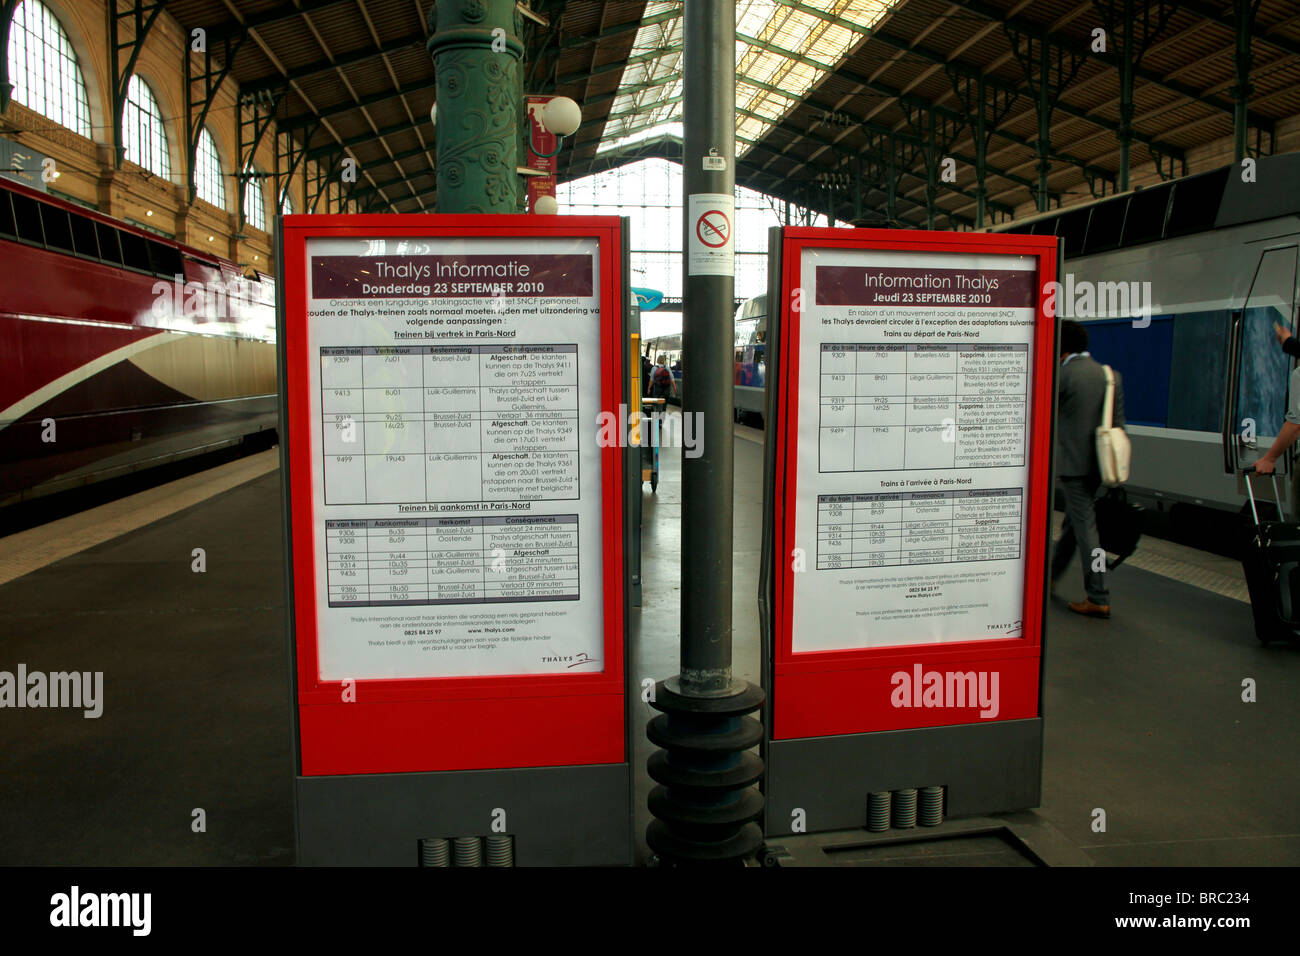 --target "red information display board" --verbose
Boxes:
[279,215,626,777]
[770,227,1058,741]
